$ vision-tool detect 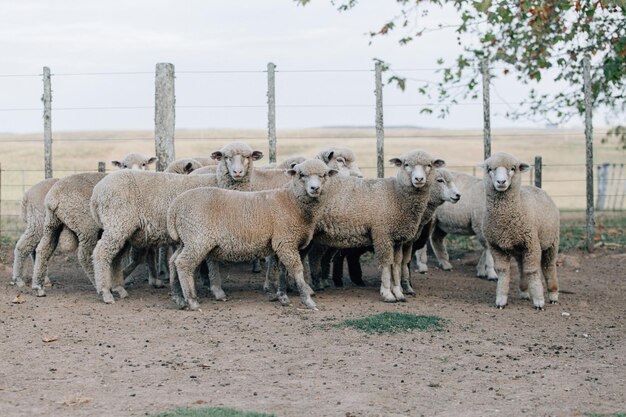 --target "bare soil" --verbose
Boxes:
[1,246,625,417]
